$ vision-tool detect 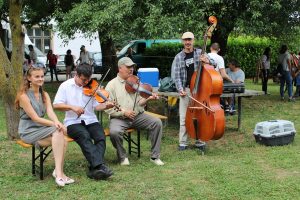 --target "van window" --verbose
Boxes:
[119,42,134,55]
[24,45,45,57]
[137,43,146,54]
[132,42,146,54]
